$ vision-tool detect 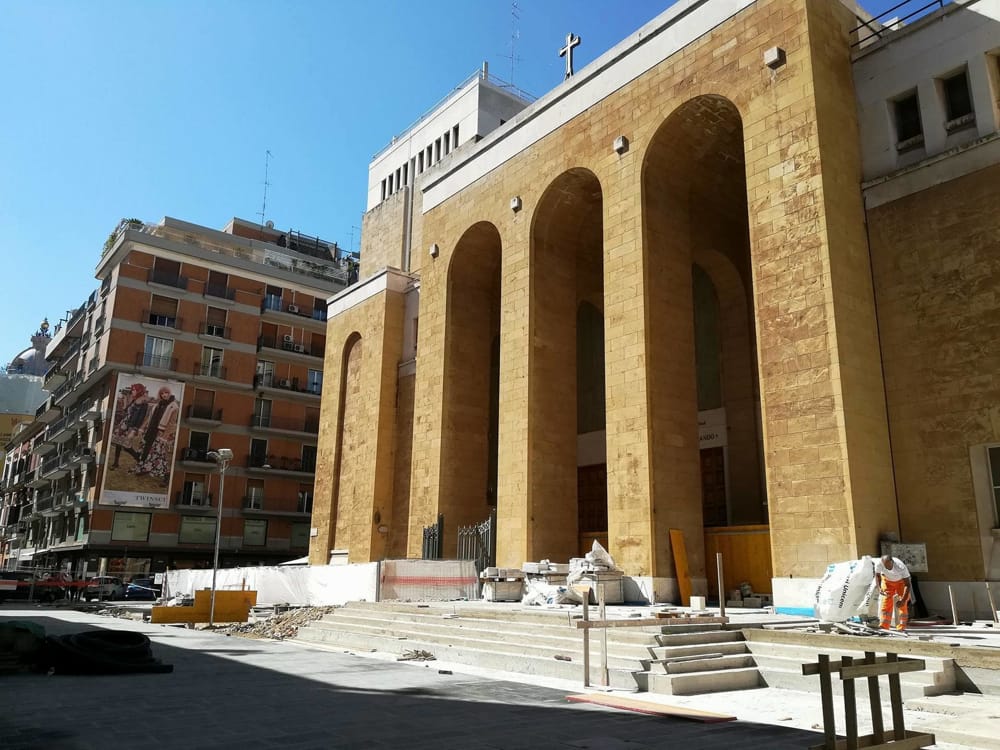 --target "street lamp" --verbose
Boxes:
[206,448,233,627]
